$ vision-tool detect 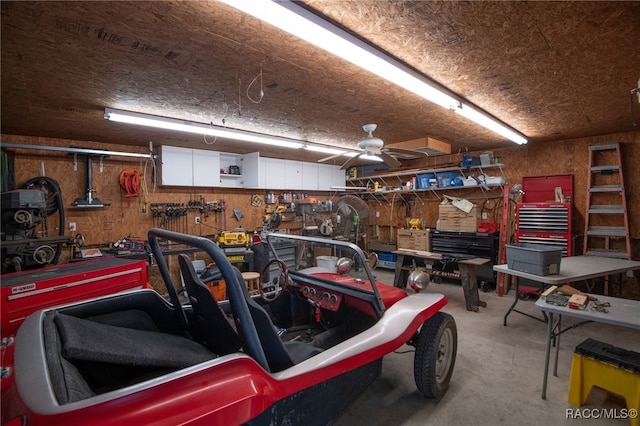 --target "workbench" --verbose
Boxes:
[393,249,488,312]
[494,255,640,326]
[493,256,640,400]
